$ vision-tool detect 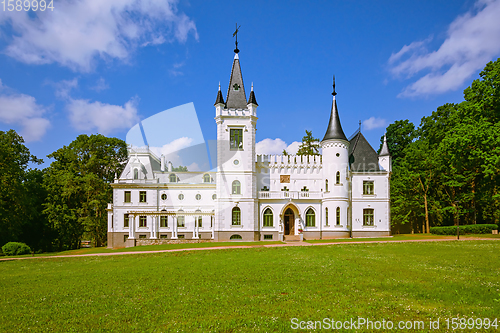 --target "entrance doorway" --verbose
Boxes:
[284,208,294,235]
